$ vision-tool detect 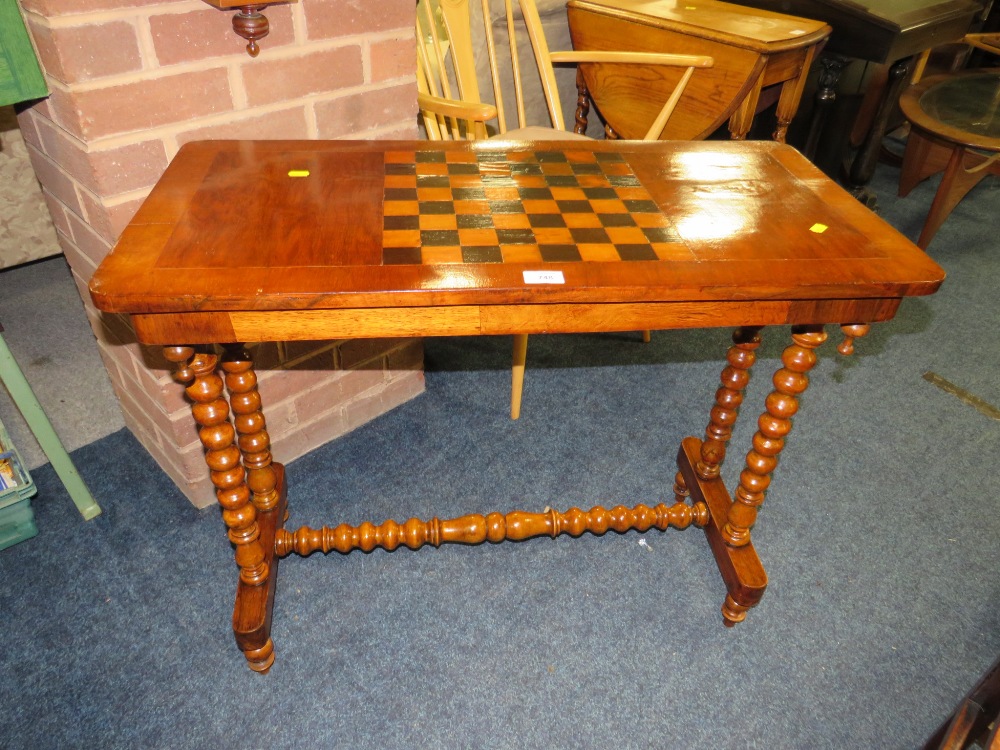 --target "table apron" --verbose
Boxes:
[128,297,902,345]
